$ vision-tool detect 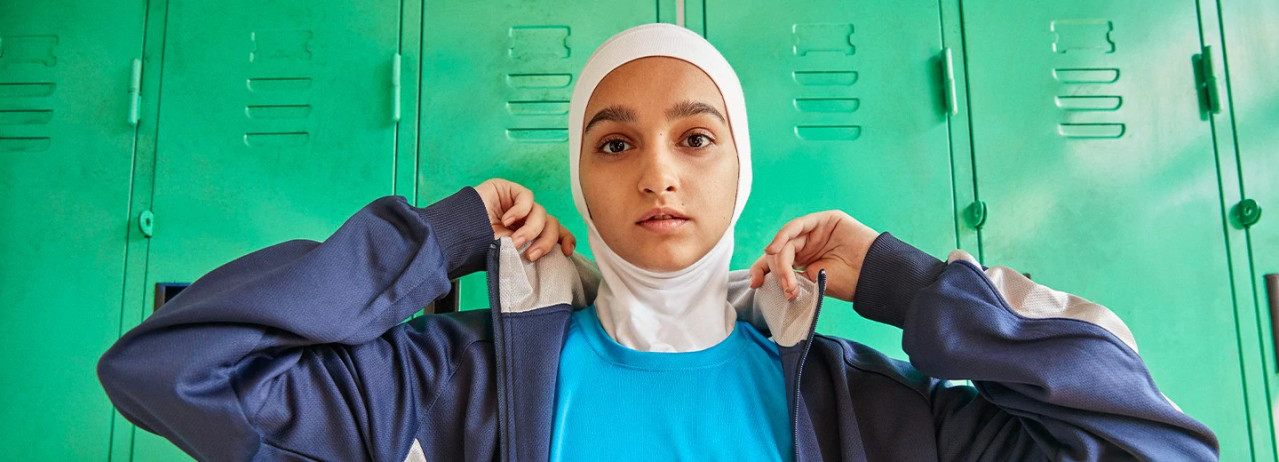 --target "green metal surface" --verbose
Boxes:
[0,1,144,459]
[1,1,1275,460]
[1219,0,1279,455]
[960,1,1253,459]
[702,0,957,360]
[125,0,403,459]
[416,0,664,313]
